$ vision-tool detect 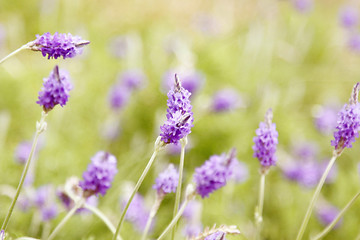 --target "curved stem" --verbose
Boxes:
[255,173,266,240]
[170,137,187,240]
[157,199,189,240]
[113,149,159,240]
[0,44,28,64]
[141,193,164,240]
[296,154,337,240]
[47,201,82,240]
[83,203,122,240]
[312,191,360,240]
[1,112,47,231]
